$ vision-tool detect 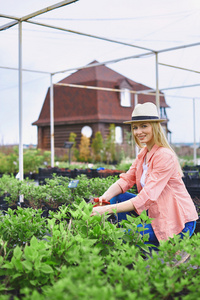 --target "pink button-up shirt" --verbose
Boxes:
[116,144,198,241]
